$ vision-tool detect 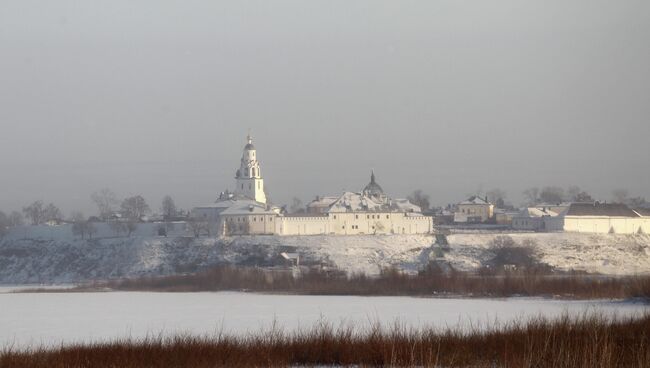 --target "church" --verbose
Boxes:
[192,135,433,236]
